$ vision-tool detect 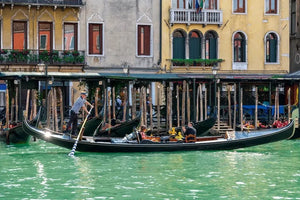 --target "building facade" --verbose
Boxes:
[161,0,290,75]
[0,0,84,72]
[290,0,300,73]
[80,0,161,74]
